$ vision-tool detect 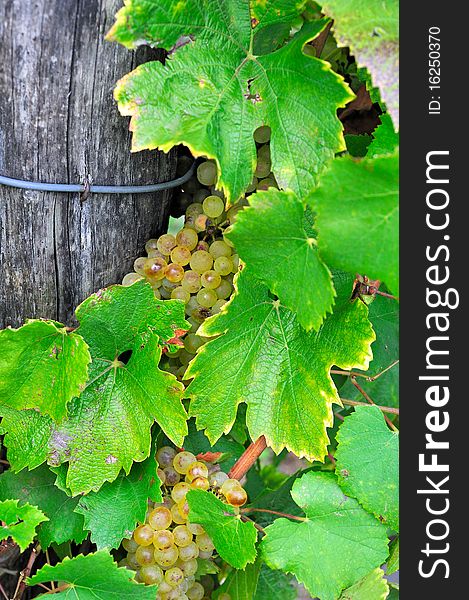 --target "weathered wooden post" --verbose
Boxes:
[0,0,175,328]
